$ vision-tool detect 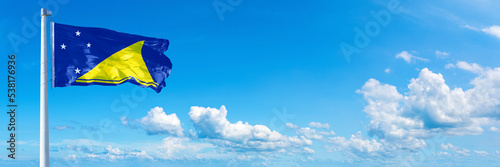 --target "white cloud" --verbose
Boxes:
[482,25,500,40]
[188,129,198,138]
[436,151,451,157]
[54,138,212,162]
[292,147,316,155]
[457,151,472,157]
[326,132,426,159]
[395,51,429,63]
[351,66,500,158]
[75,145,154,161]
[285,123,298,129]
[105,145,124,155]
[464,24,480,31]
[128,150,152,160]
[474,150,489,156]
[303,147,315,154]
[396,51,412,63]
[86,153,99,158]
[54,125,73,130]
[308,122,330,129]
[384,68,391,74]
[156,137,213,160]
[357,67,500,140]
[189,105,312,151]
[326,131,386,158]
[466,25,500,40]
[140,107,184,136]
[120,116,128,125]
[318,130,336,136]
[439,143,454,150]
[65,155,78,163]
[158,137,187,158]
[490,127,500,132]
[456,61,484,74]
[65,145,94,154]
[296,127,335,140]
[440,143,471,156]
[435,50,450,58]
[444,63,455,69]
